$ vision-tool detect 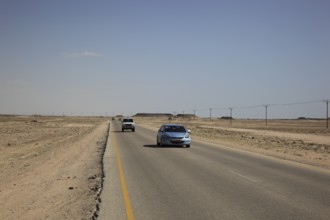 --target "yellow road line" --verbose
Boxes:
[112,133,135,220]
